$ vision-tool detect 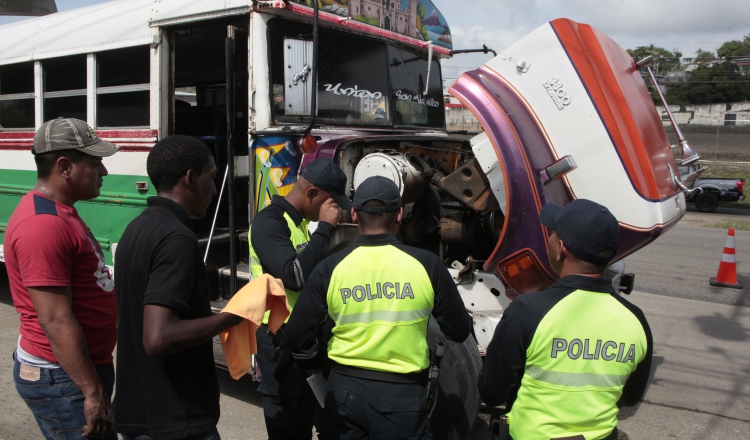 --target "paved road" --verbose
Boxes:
[625,223,749,307]
[1,220,750,439]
